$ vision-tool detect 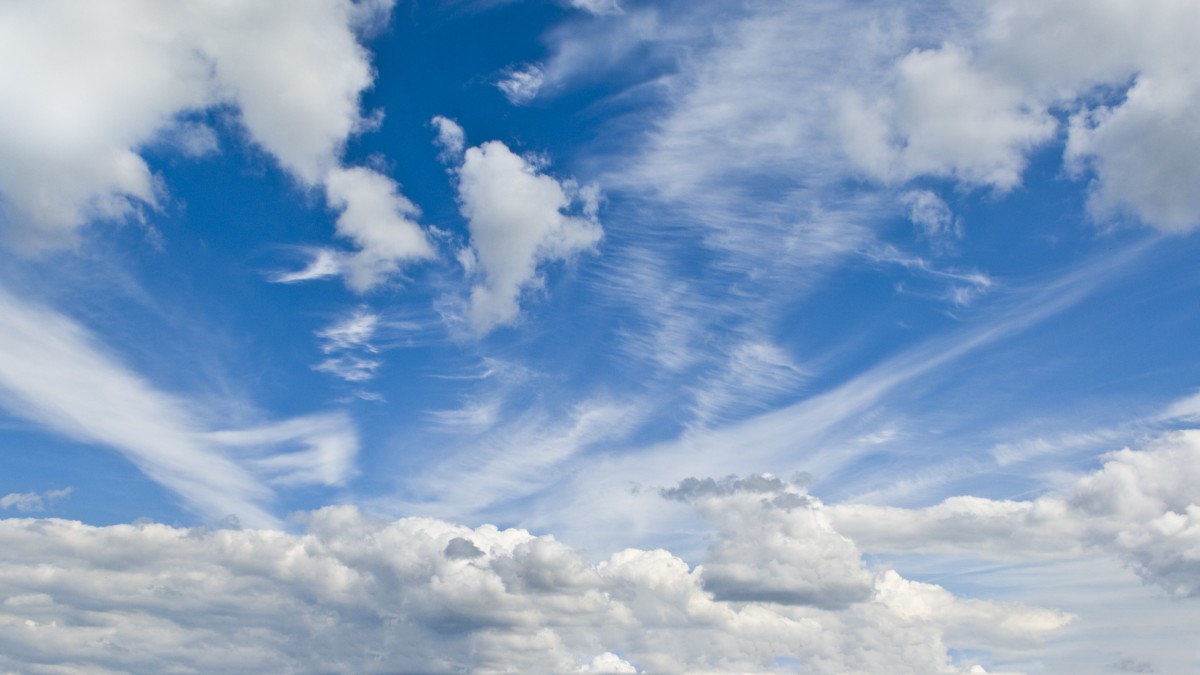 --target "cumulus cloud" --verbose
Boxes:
[839,44,1056,190]
[322,166,436,292]
[447,133,602,334]
[832,429,1200,598]
[0,0,434,284]
[837,0,1200,231]
[0,285,358,527]
[664,475,873,607]
[0,483,1068,673]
